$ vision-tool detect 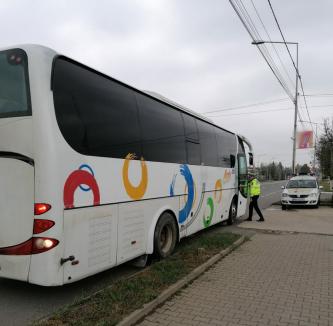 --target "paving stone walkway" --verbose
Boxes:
[138,233,333,326]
